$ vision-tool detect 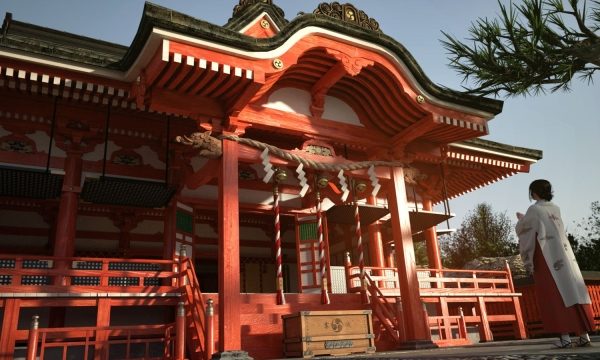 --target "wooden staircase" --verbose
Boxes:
[345,263,526,347]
